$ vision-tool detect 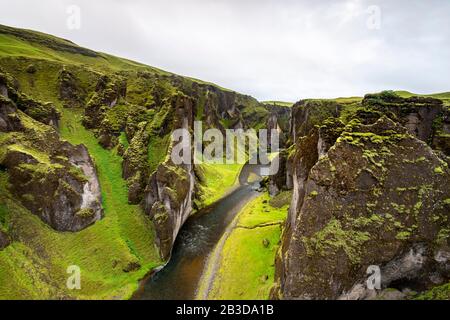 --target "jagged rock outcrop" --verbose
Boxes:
[273,93,450,300]
[58,68,86,108]
[0,97,23,132]
[363,91,444,143]
[83,74,127,148]
[144,159,195,260]
[290,99,341,144]
[267,104,290,147]
[143,94,195,260]
[0,92,103,232]
[122,122,151,204]
[268,150,288,196]
[0,70,60,129]
[265,104,291,196]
